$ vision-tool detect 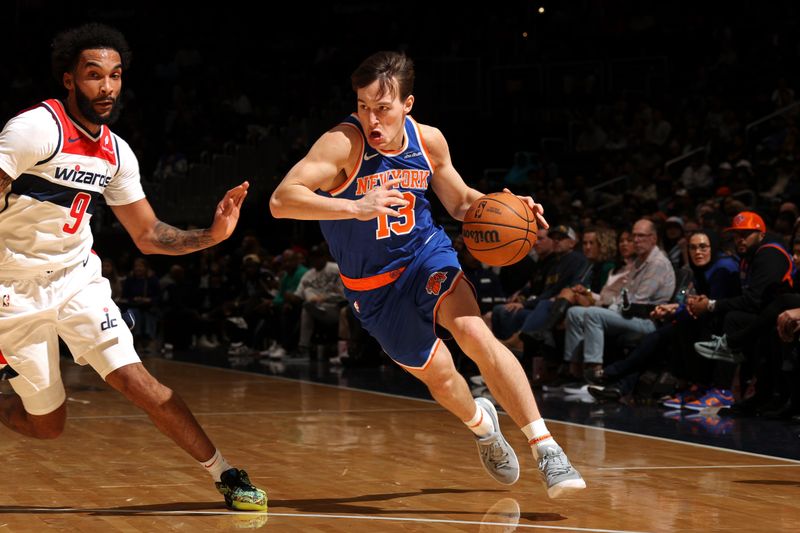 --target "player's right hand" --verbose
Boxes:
[353,178,409,221]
